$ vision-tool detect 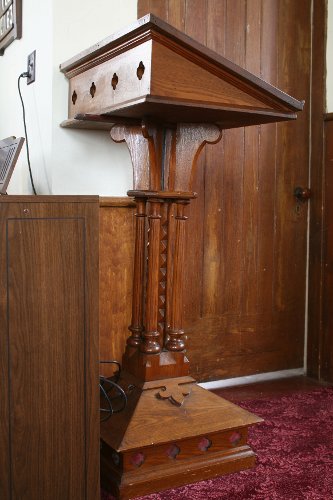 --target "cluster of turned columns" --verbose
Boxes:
[126,190,195,355]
